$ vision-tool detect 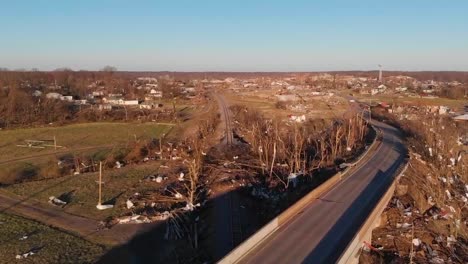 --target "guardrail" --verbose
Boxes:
[218,124,380,264]
[337,160,409,264]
